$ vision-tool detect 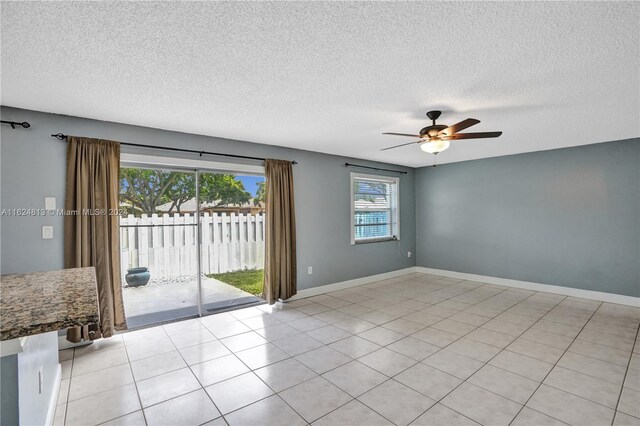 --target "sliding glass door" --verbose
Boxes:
[119,164,265,328]
[119,168,200,327]
[198,171,265,313]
